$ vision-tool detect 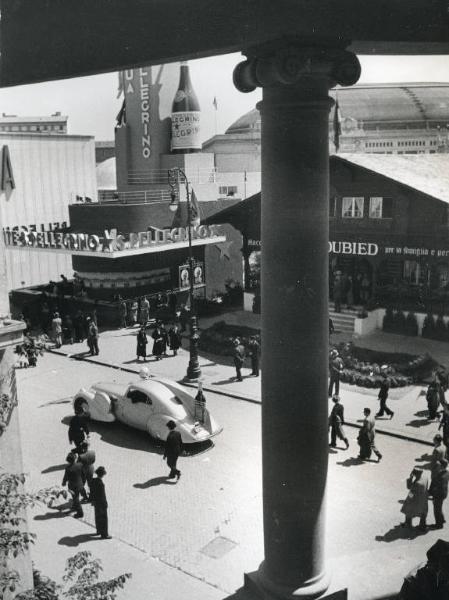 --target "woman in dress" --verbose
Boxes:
[136,325,148,361]
[152,323,164,360]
